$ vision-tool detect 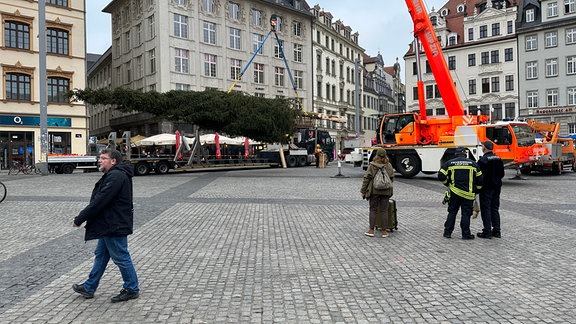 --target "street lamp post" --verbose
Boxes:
[38,0,49,175]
